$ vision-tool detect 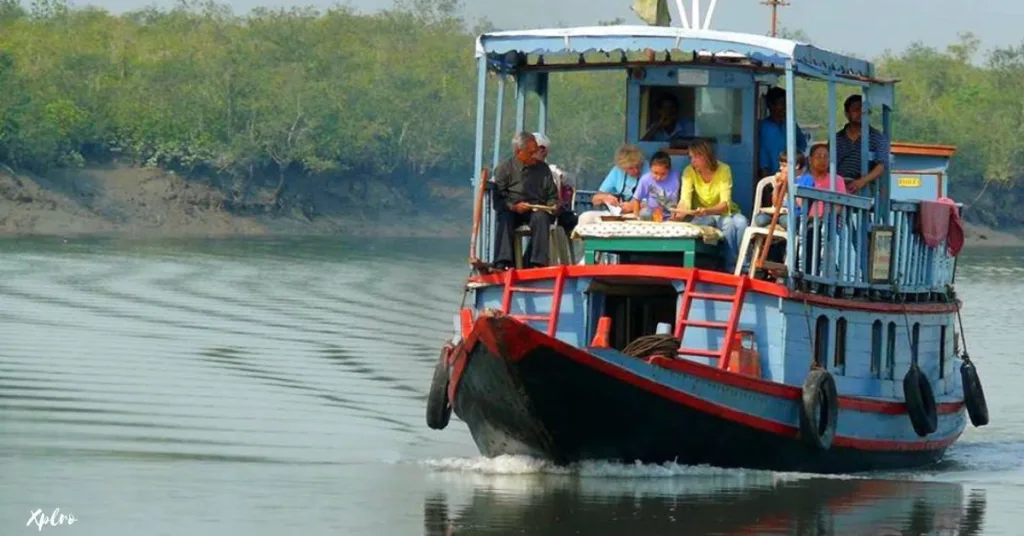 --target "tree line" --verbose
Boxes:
[0,0,1021,226]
